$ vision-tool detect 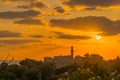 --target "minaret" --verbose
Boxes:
[71,46,74,58]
